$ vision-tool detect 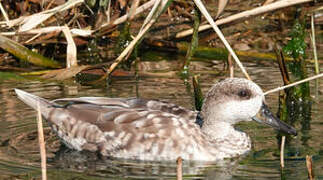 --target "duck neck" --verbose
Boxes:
[201,120,251,157]
[201,121,237,140]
